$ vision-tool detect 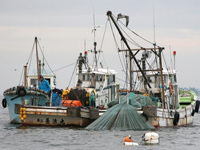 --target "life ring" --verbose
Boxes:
[173,111,180,126]
[169,82,174,95]
[2,98,7,108]
[195,100,200,113]
[16,87,26,97]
